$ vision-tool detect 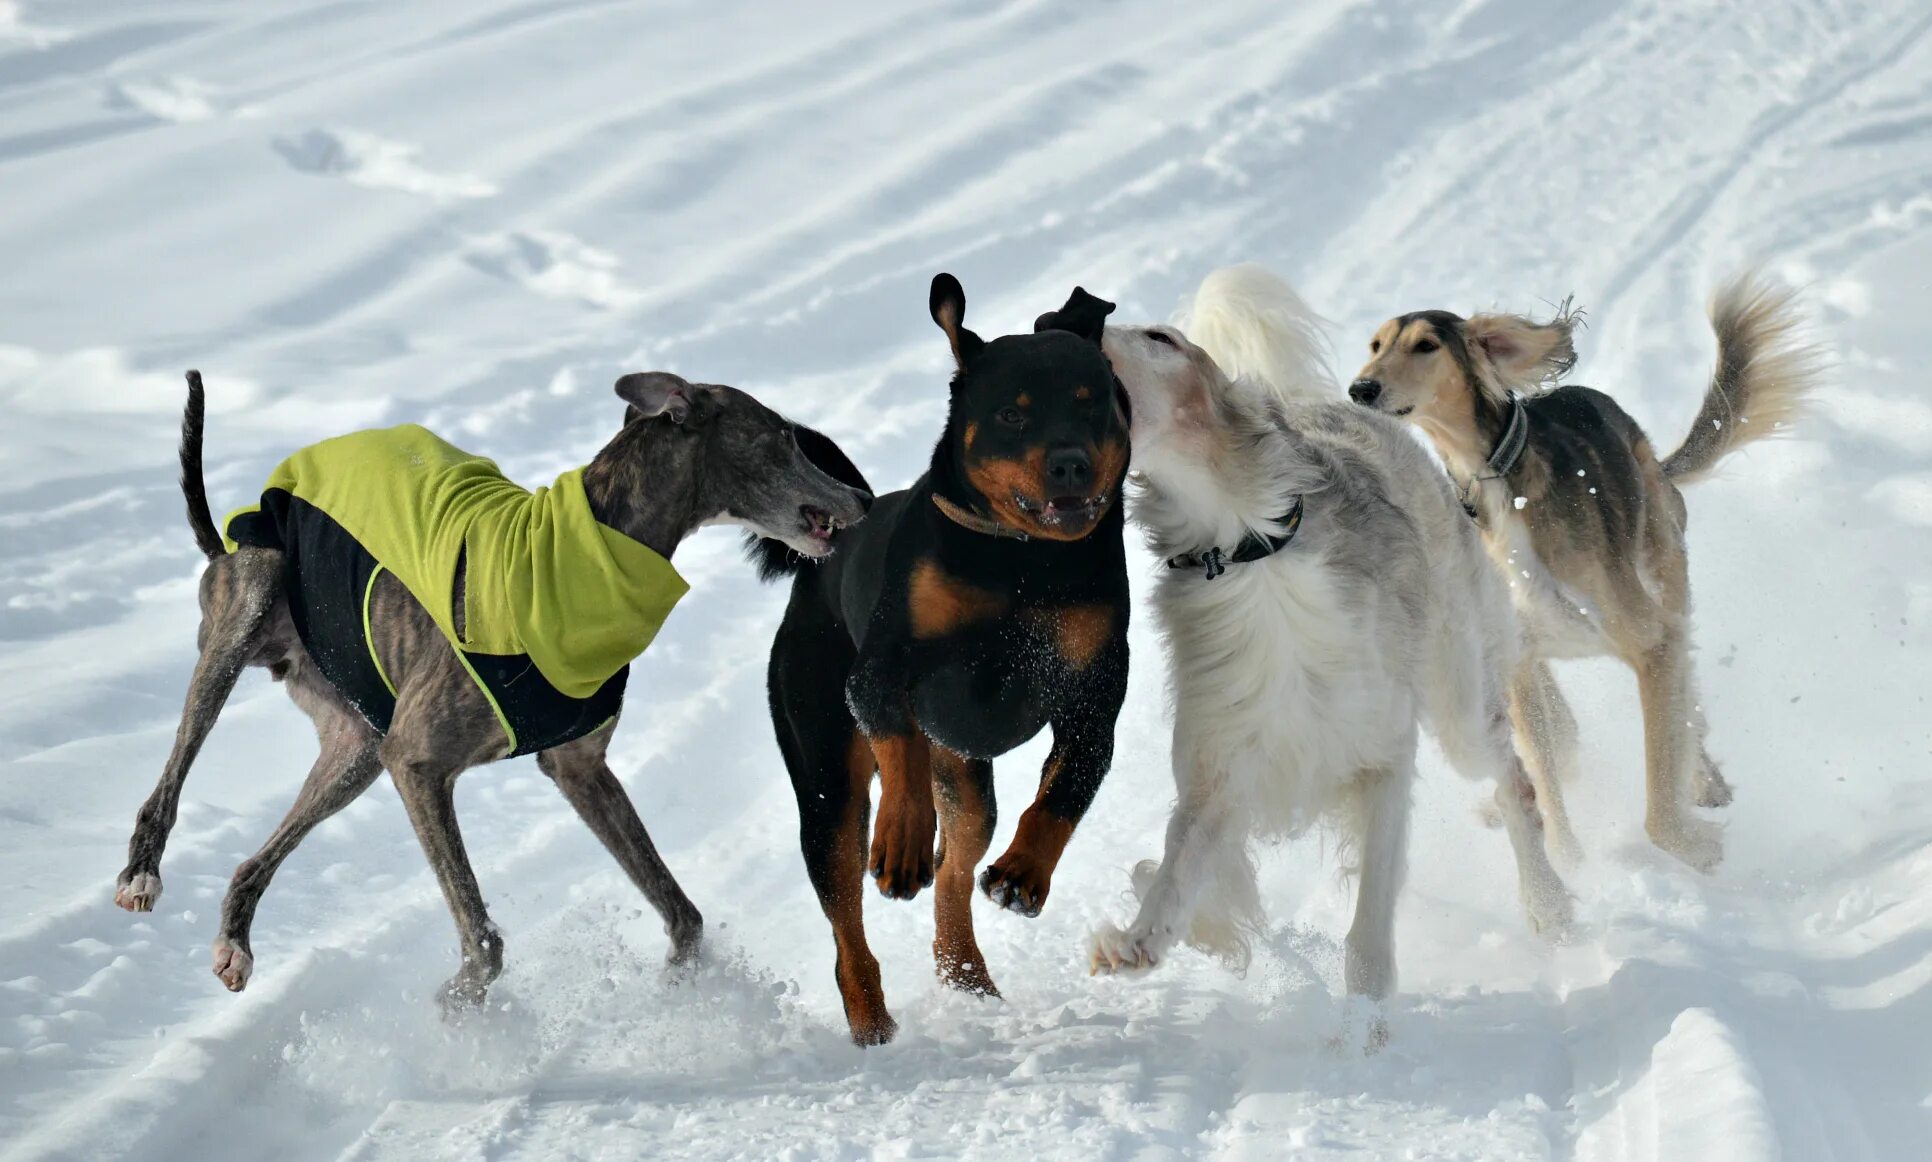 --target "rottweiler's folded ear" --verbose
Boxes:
[930,273,984,372]
[1033,286,1116,344]
[615,371,693,424]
